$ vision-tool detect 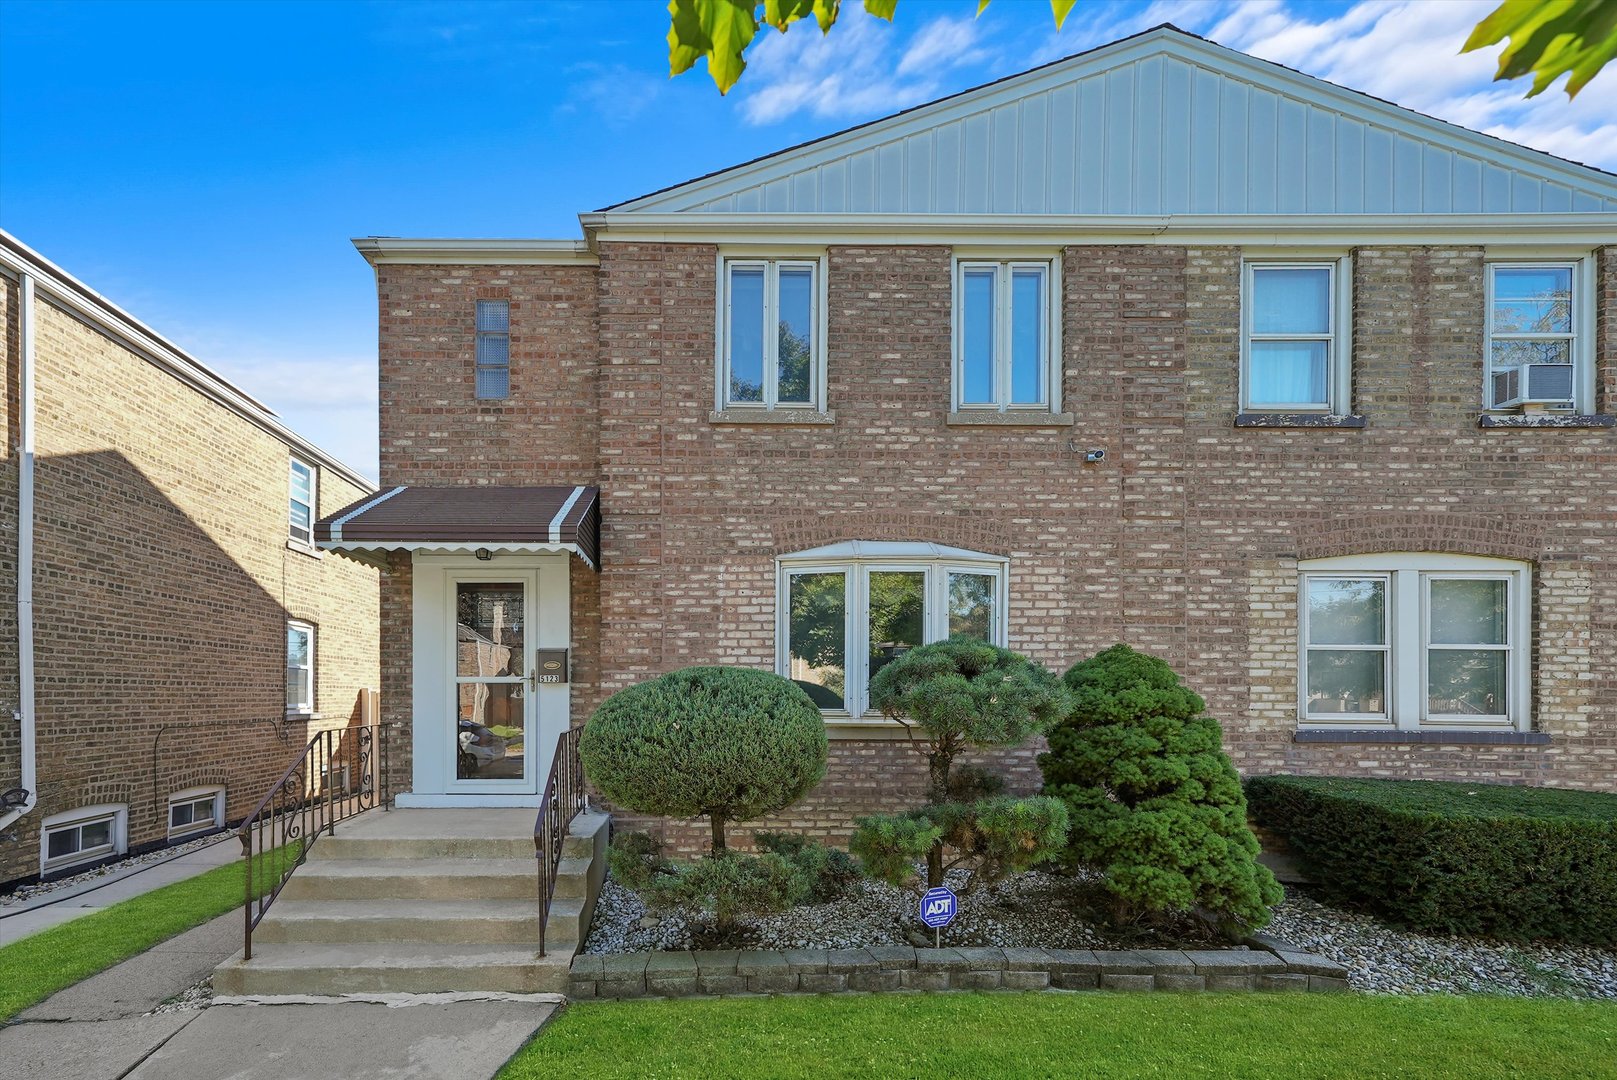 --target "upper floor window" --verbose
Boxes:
[776,541,1007,720]
[954,260,1057,411]
[1487,262,1588,412]
[287,620,315,714]
[1242,260,1350,413]
[289,458,316,545]
[720,258,823,410]
[475,299,511,400]
[1299,554,1529,731]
